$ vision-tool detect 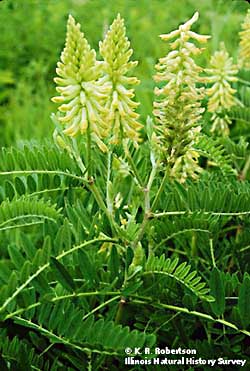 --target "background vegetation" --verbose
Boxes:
[0,0,249,146]
[1,1,250,371]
